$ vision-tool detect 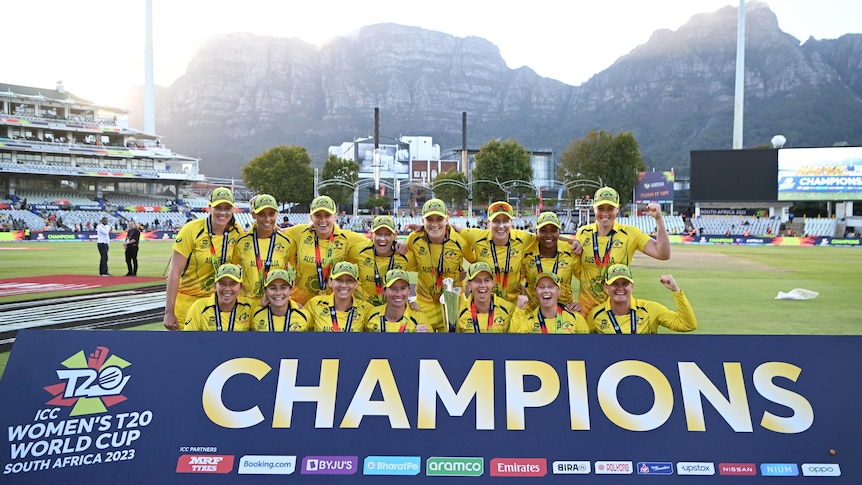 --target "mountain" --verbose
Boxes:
[127,2,862,179]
